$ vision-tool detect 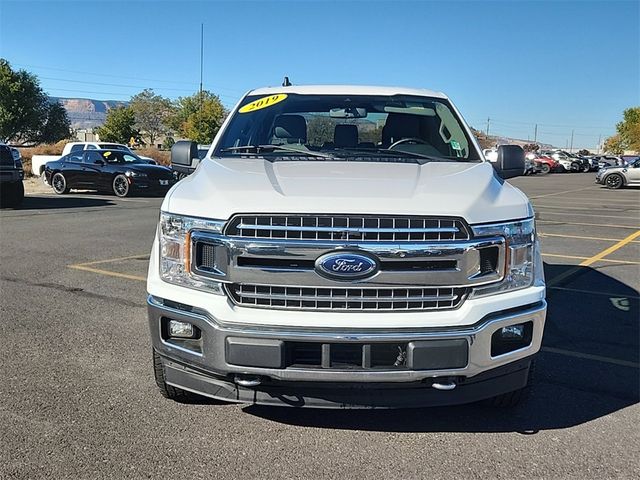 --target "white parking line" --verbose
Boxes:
[536,210,637,220]
[529,186,594,199]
